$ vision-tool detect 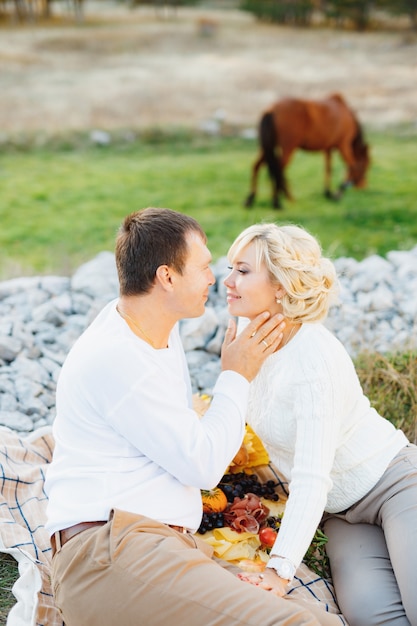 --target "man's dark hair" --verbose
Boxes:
[116,207,206,295]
